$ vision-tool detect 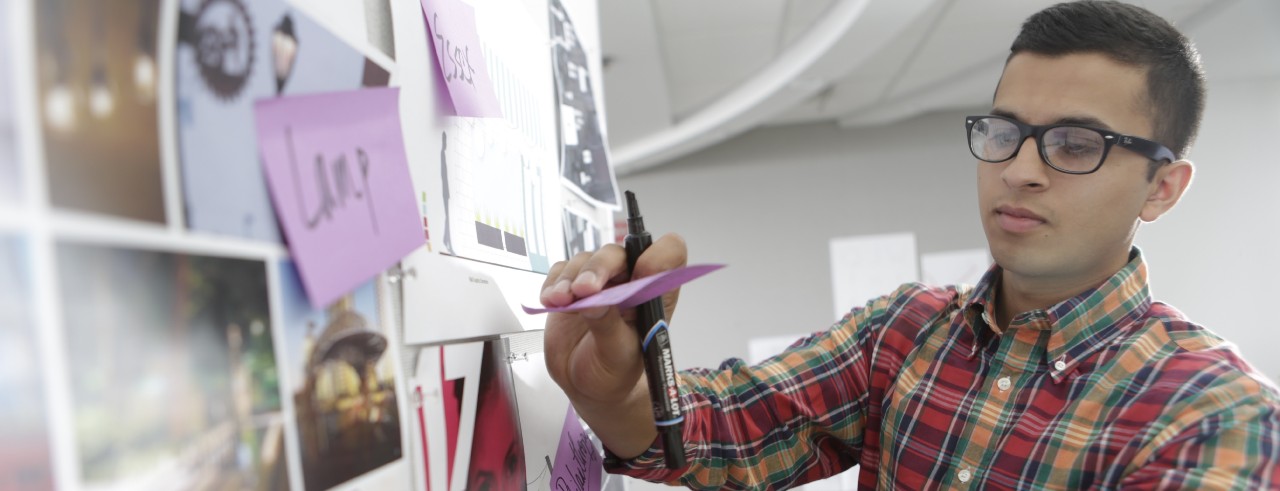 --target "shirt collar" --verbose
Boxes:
[959,247,1153,382]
